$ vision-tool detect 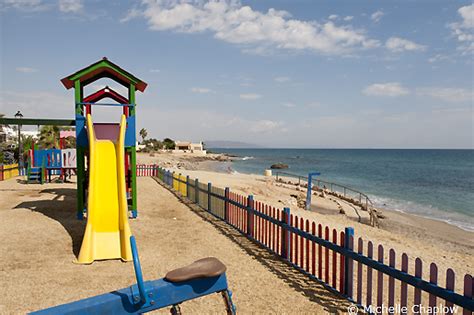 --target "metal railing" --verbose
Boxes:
[275,171,379,226]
